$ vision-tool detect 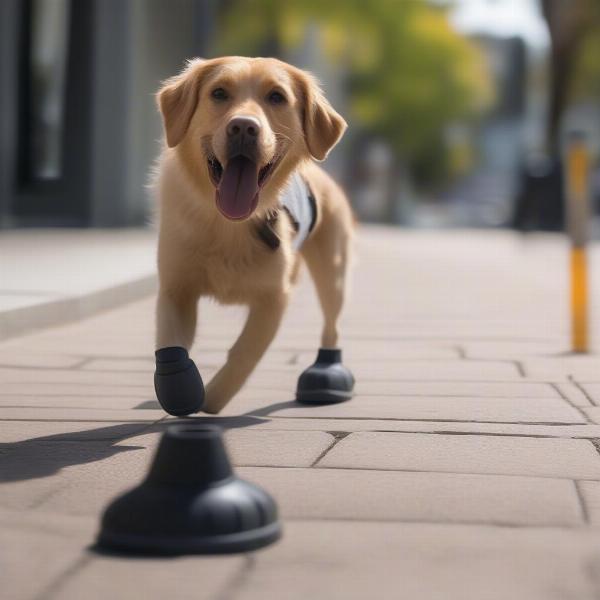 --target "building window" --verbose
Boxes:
[28,0,70,180]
